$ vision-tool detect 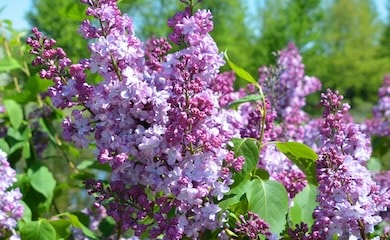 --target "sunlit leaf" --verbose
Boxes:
[246,179,289,234]
[225,51,257,84]
[290,184,318,228]
[275,142,318,185]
